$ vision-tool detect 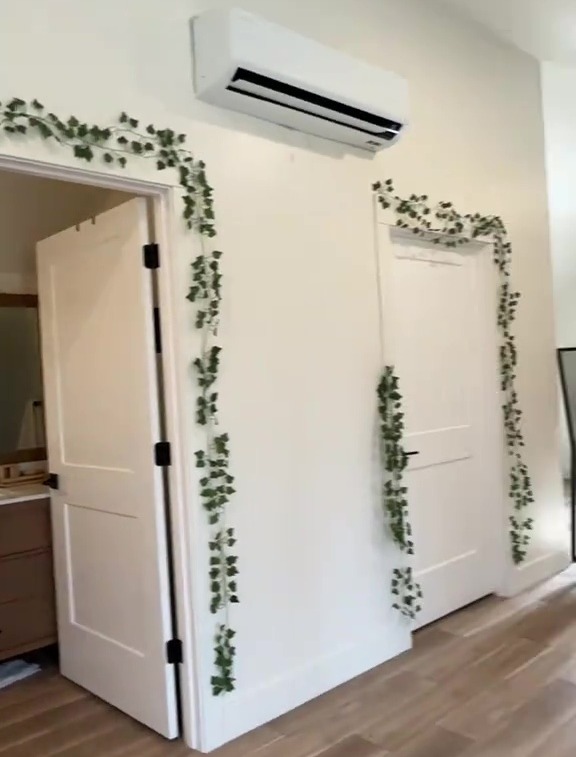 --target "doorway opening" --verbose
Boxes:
[0,166,185,744]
